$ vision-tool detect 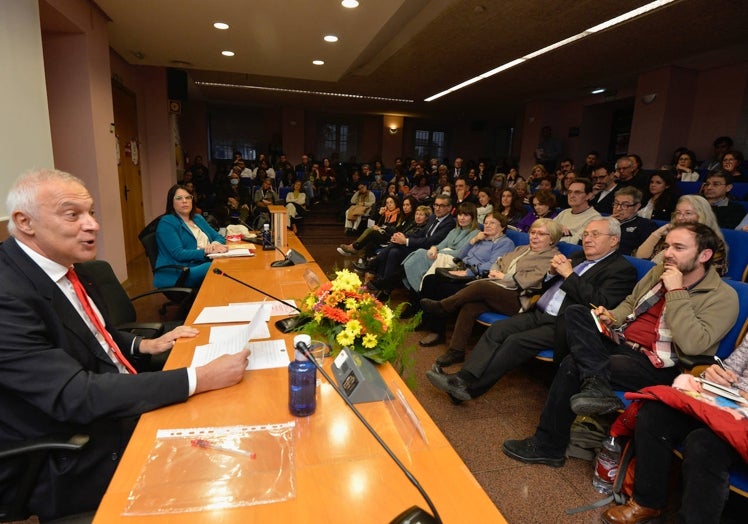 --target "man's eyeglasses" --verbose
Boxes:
[612,201,635,208]
[174,195,193,201]
[582,231,613,239]
[703,181,726,187]
[433,203,451,208]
